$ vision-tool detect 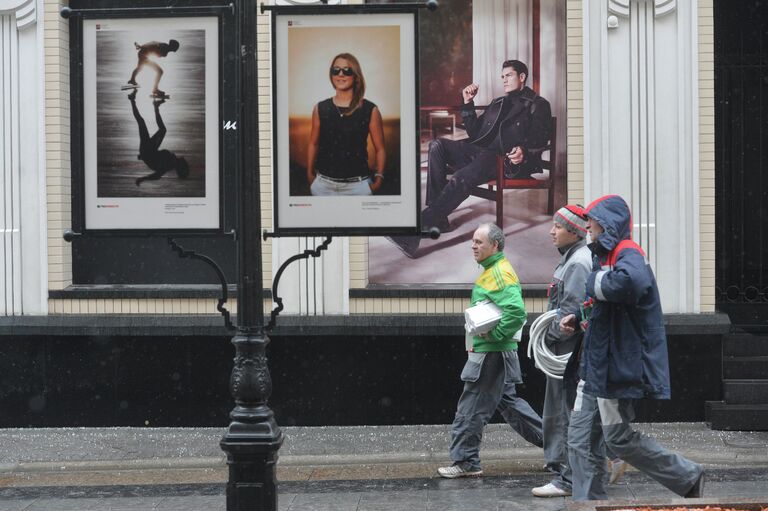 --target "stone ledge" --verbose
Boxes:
[0,313,730,337]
